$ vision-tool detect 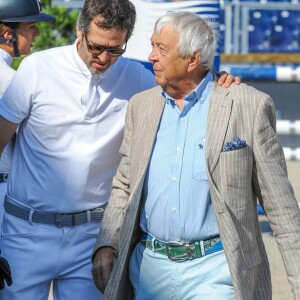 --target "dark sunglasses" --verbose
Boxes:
[84,34,127,57]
